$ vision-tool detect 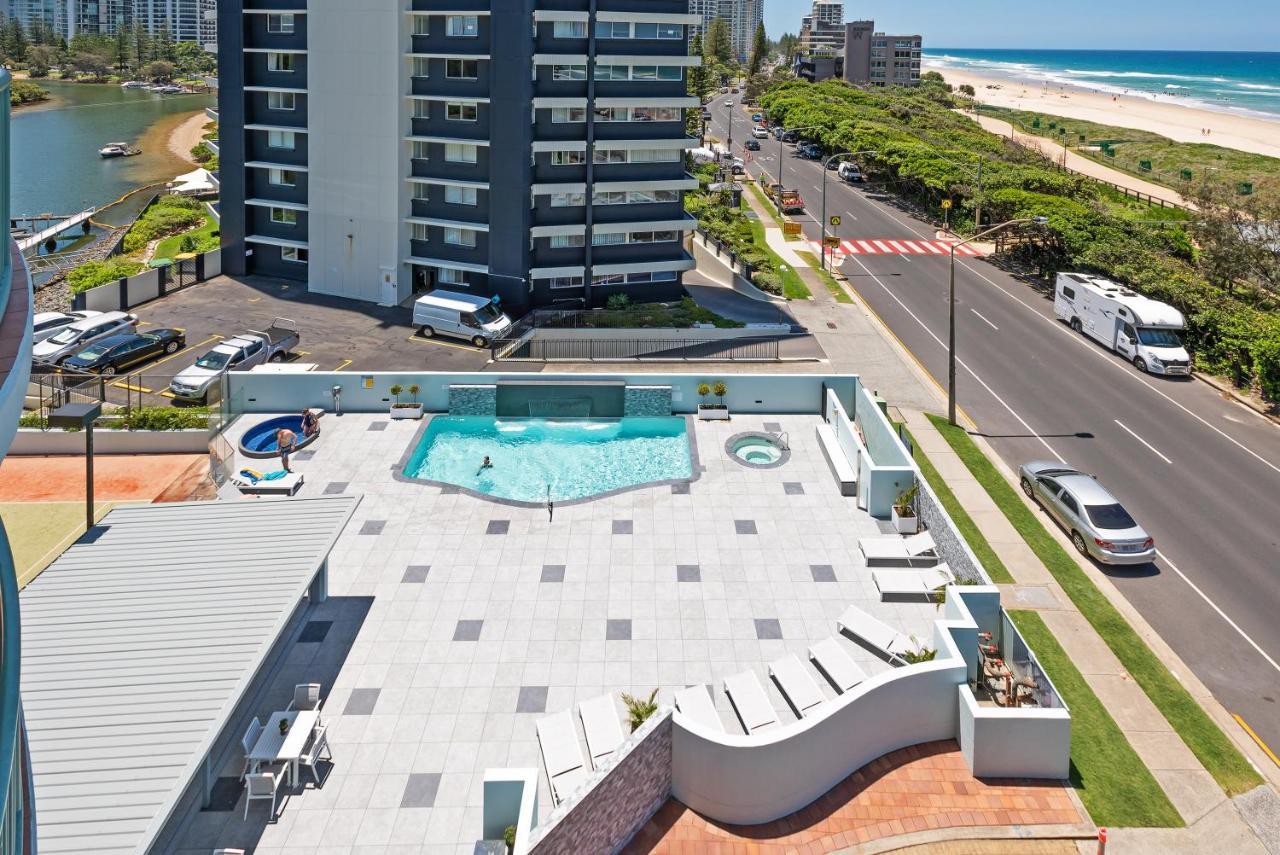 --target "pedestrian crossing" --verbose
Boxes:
[810,238,985,259]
